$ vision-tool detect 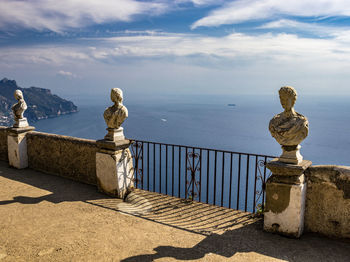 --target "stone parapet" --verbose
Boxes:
[27,131,98,185]
[0,126,8,161]
[266,159,312,177]
[96,138,131,152]
[305,165,350,238]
